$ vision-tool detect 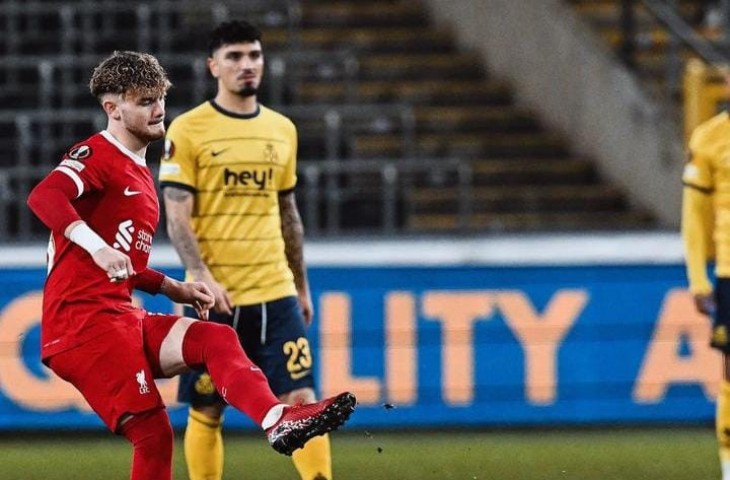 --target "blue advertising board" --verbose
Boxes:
[0,246,719,430]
